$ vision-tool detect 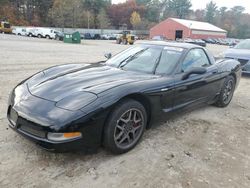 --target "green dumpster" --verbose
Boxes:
[64,31,81,44]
